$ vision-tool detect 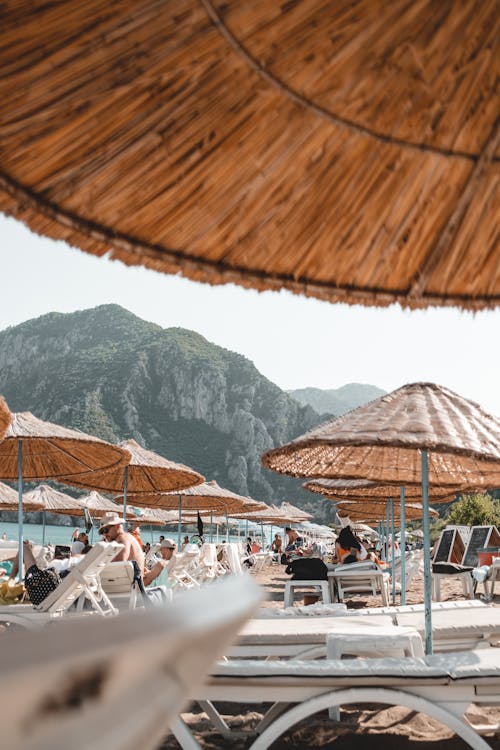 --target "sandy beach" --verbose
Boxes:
[161,565,500,749]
